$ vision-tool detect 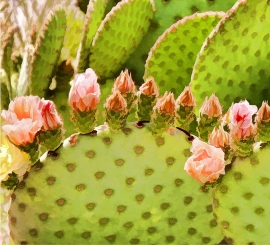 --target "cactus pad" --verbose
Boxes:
[191,0,270,111]
[213,143,270,244]
[9,123,223,244]
[89,0,155,80]
[30,6,67,97]
[144,12,224,95]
